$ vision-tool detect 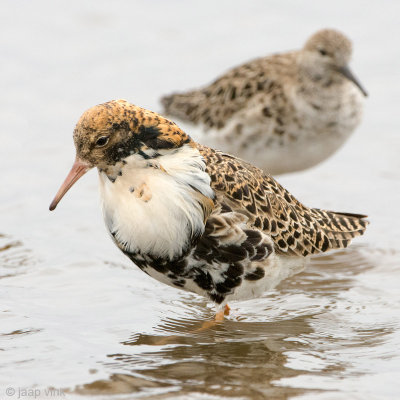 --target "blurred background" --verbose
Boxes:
[1,1,400,399]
